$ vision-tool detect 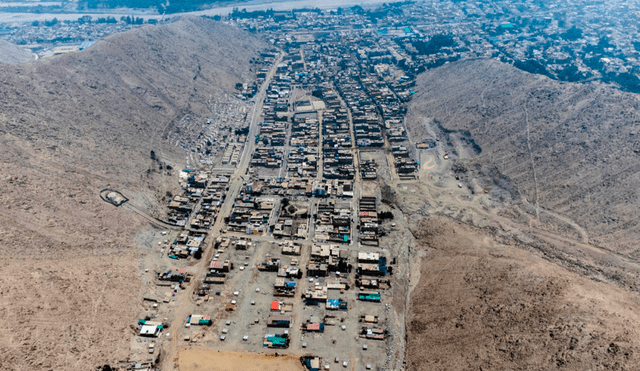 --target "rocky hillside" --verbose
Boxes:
[0,39,34,63]
[406,216,640,371]
[0,17,267,370]
[406,59,640,254]
[0,17,266,256]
